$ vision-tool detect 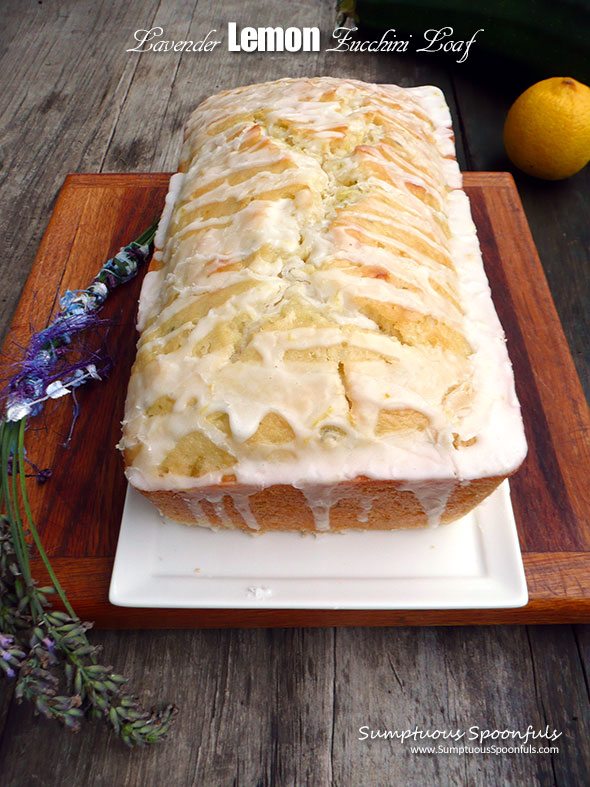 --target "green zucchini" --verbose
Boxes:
[338,0,590,83]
